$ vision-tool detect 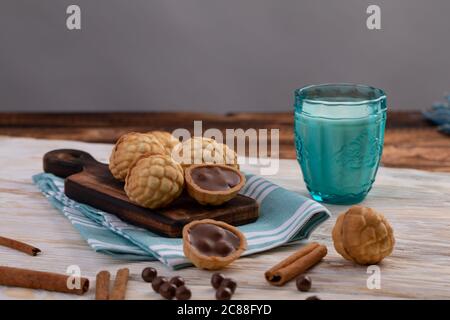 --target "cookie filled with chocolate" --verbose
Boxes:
[182,219,247,270]
[185,164,246,206]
